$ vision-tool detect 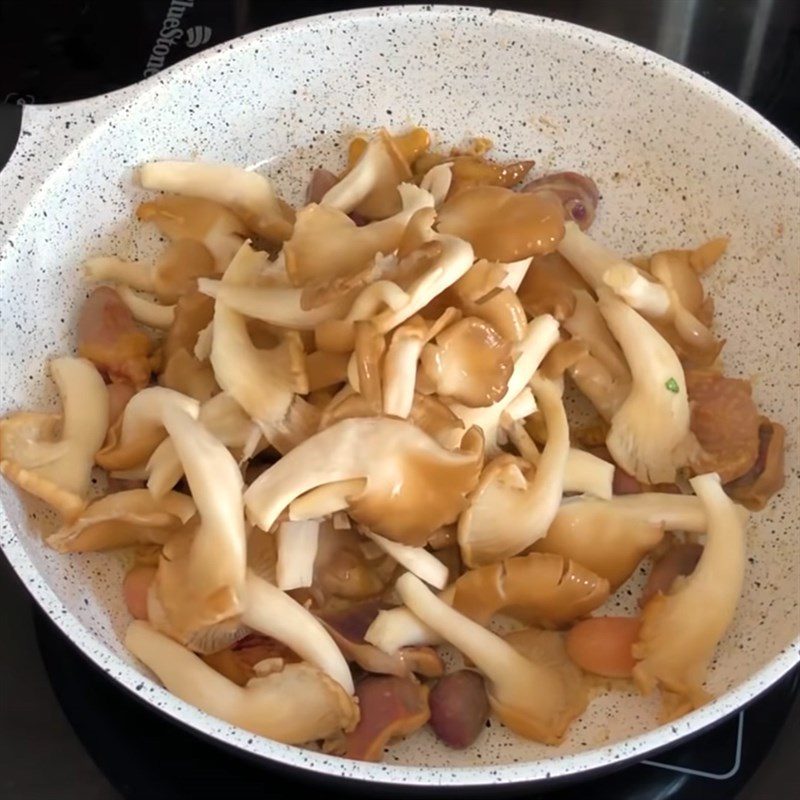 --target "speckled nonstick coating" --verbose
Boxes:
[0,5,798,789]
